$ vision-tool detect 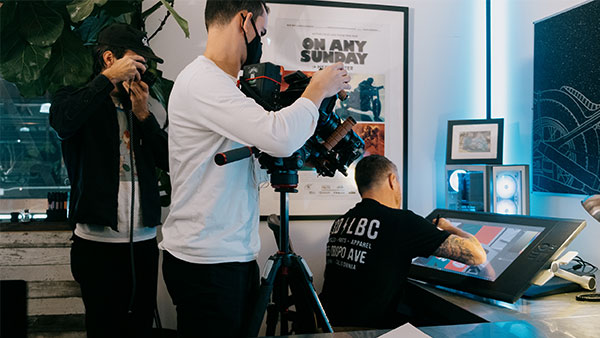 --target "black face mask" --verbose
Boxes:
[241,14,262,67]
